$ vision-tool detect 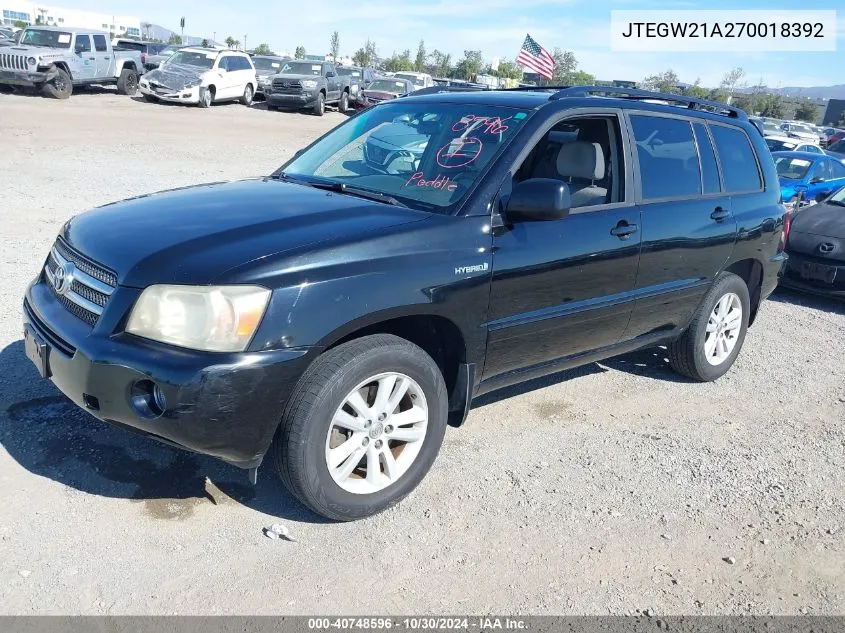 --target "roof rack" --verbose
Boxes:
[408,85,492,97]
[547,85,746,119]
